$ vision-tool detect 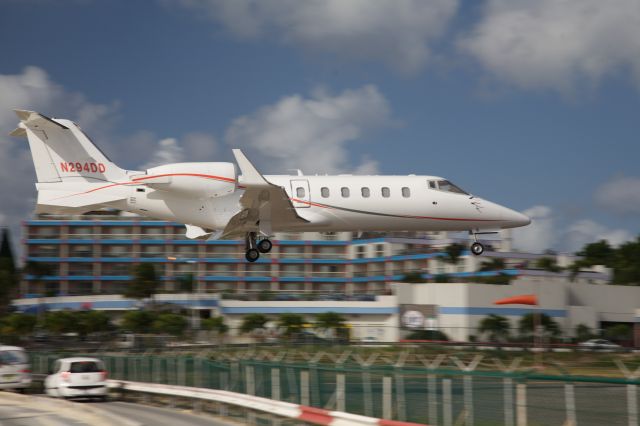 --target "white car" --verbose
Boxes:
[578,339,622,351]
[0,345,31,392]
[45,357,108,400]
